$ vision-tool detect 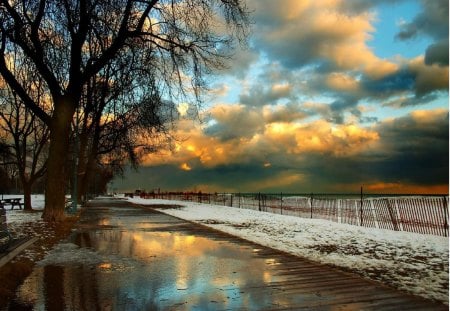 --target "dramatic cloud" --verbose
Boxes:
[113,1,449,195]
[238,80,295,106]
[396,0,449,66]
[143,102,380,167]
[204,104,263,141]
[396,0,448,40]
[249,0,398,78]
[130,106,448,194]
[216,45,259,78]
[425,39,449,66]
